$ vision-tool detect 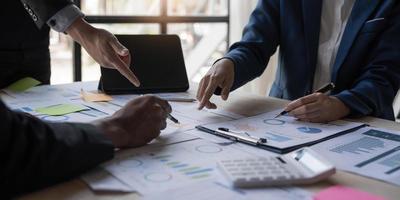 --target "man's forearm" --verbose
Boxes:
[65,17,96,45]
[0,101,114,197]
